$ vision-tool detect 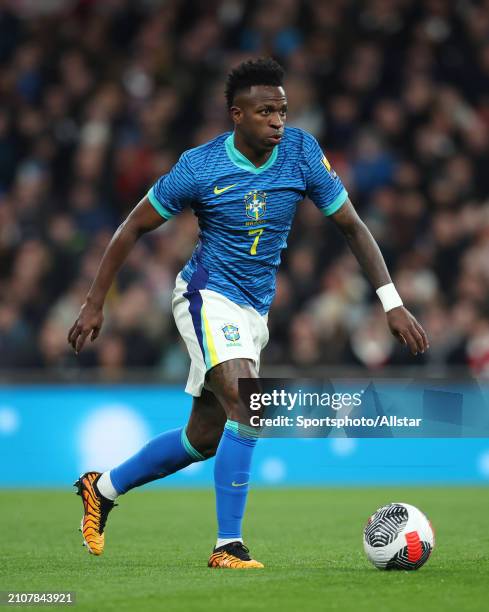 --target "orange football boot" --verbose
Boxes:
[208,541,264,569]
[74,471,117,555]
